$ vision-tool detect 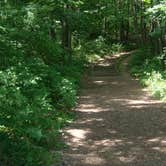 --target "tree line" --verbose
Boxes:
[0,0,165,165]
